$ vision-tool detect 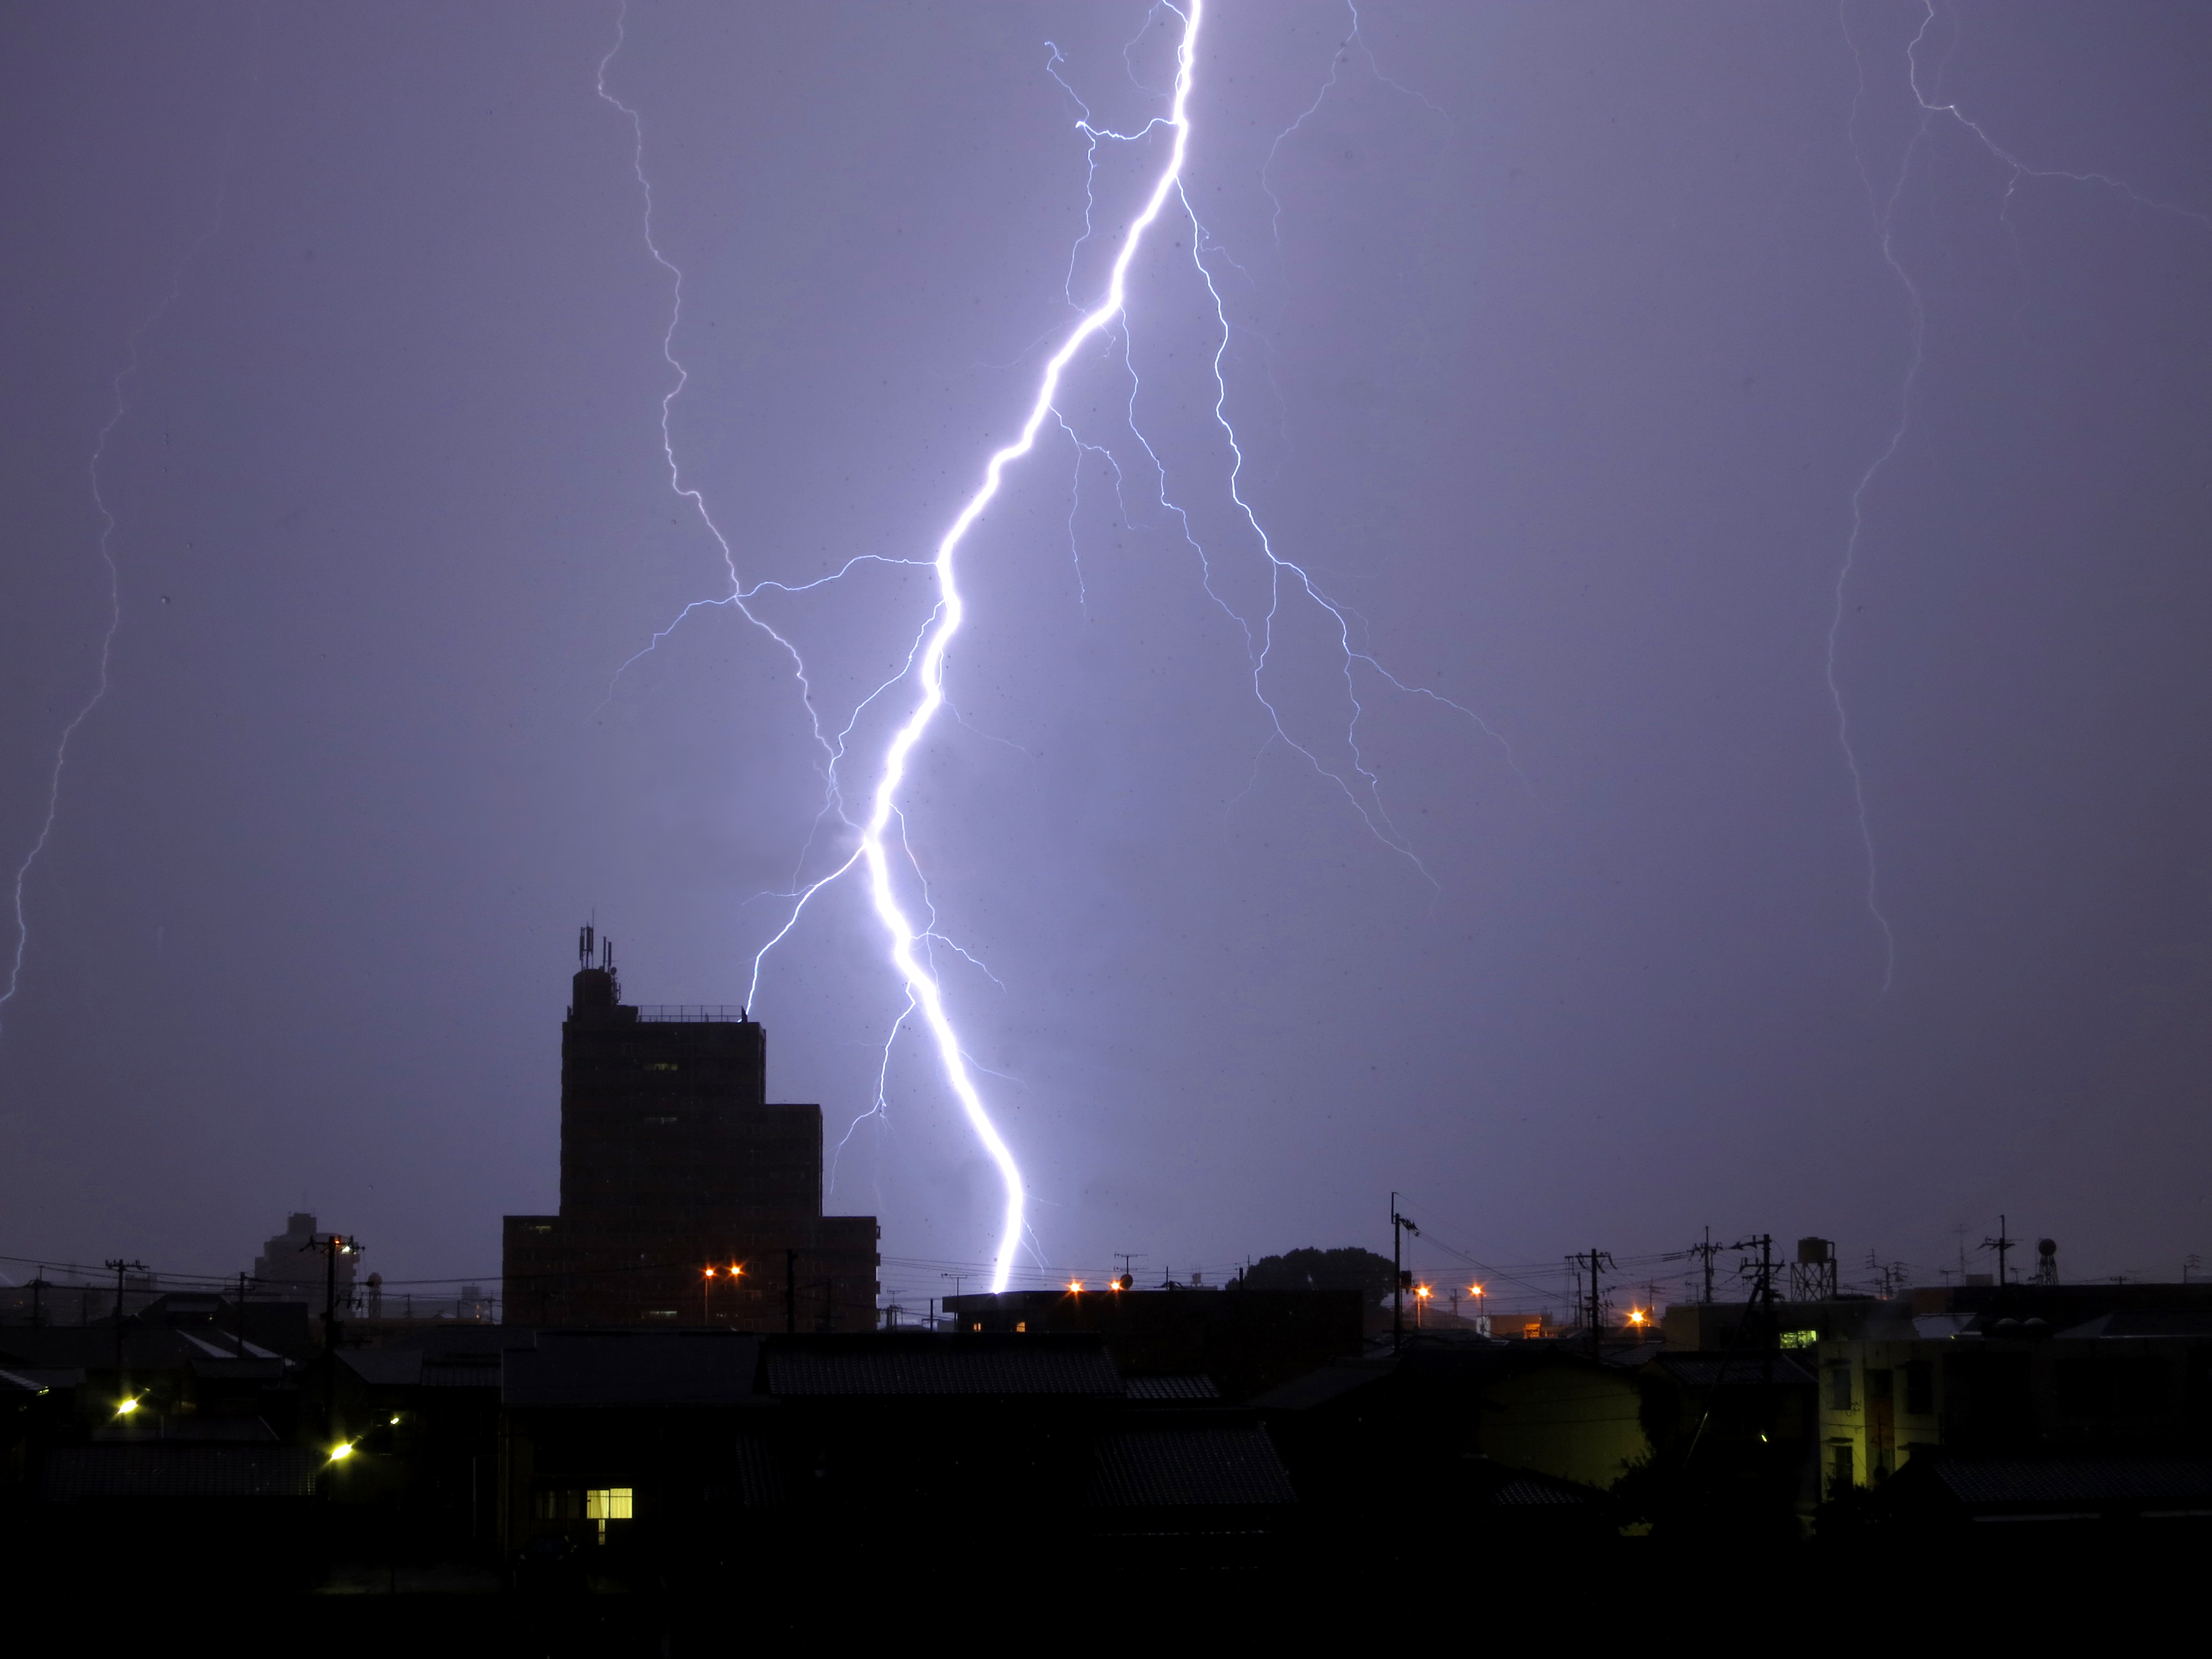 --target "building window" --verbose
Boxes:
[586,1487,634,1543]
[1014,1321,1026,1333]
[535,1489,582,1521]
[644,1309,678,1319]
[1903,1360,1933,1415]
[1827,1364,1853,1411]
[1827,1443,1853,1497]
